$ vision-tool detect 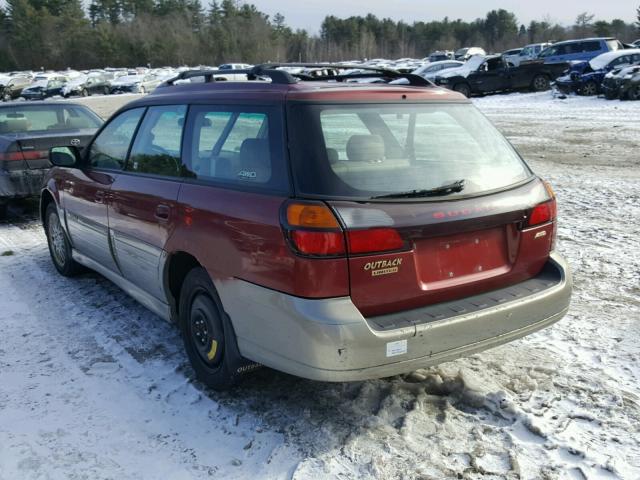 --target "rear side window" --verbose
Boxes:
[89,108,144,170]
[127,105,186,177]
[581,41,602,52]
[184,106,288,191]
